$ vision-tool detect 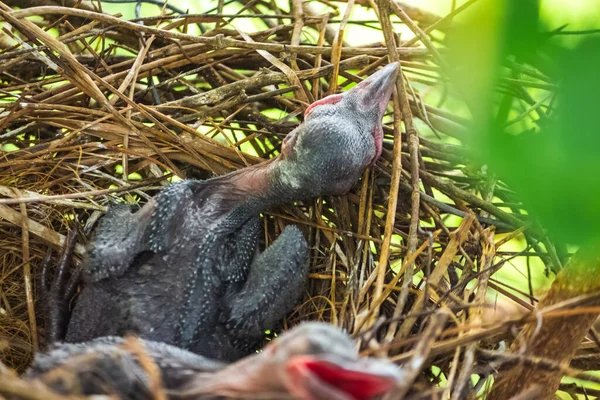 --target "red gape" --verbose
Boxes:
[304,93,345,117]
[286,356,397,400]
